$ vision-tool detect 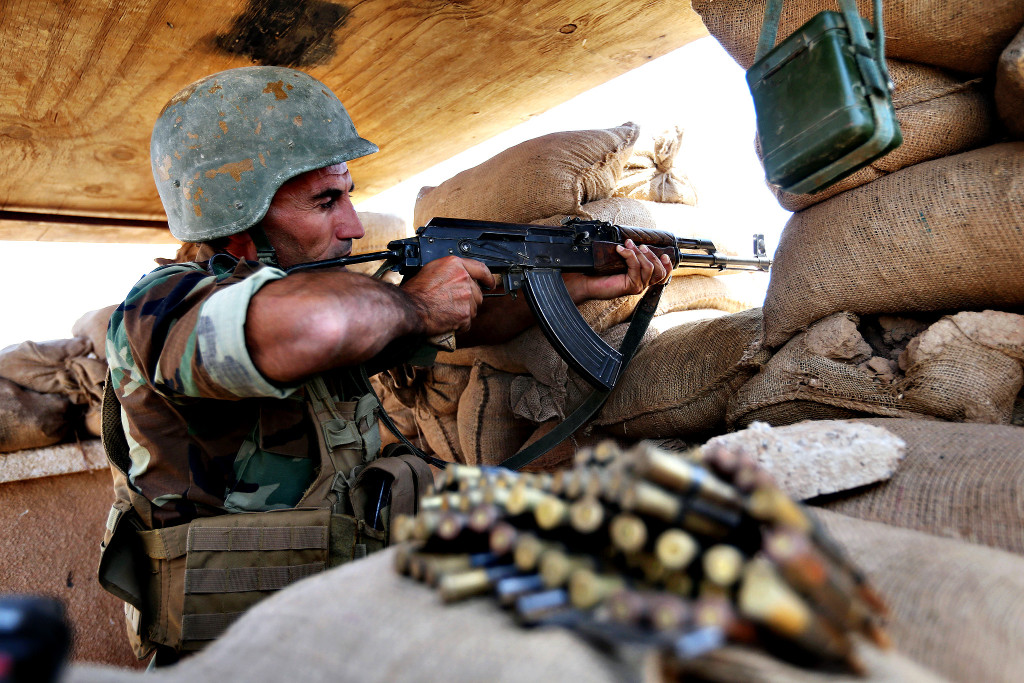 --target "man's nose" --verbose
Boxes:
[336,201,365,240]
